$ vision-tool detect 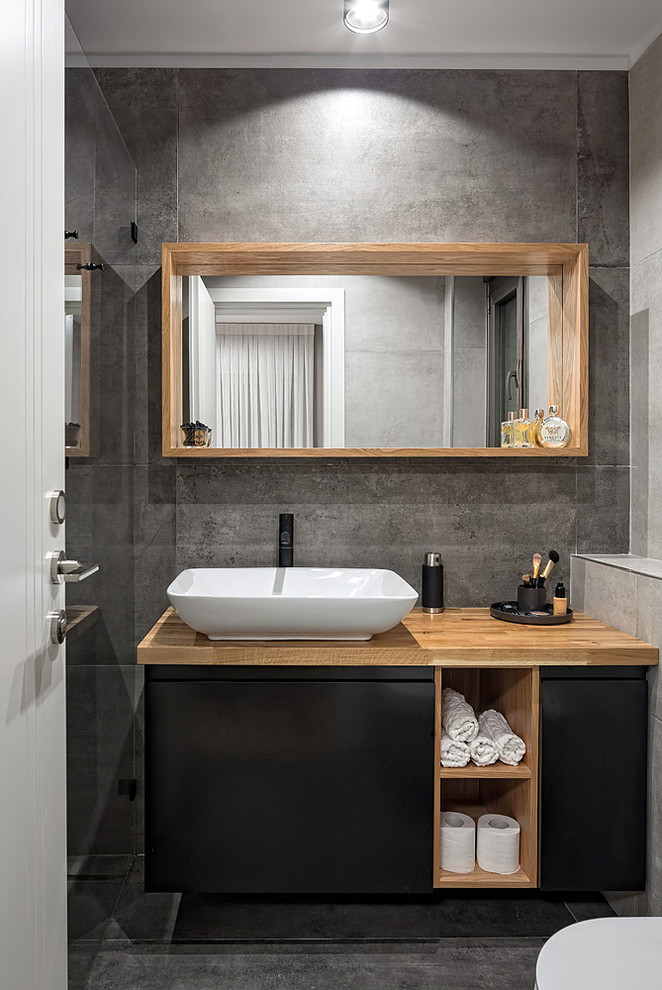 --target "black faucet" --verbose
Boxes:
[278,513,294,567]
